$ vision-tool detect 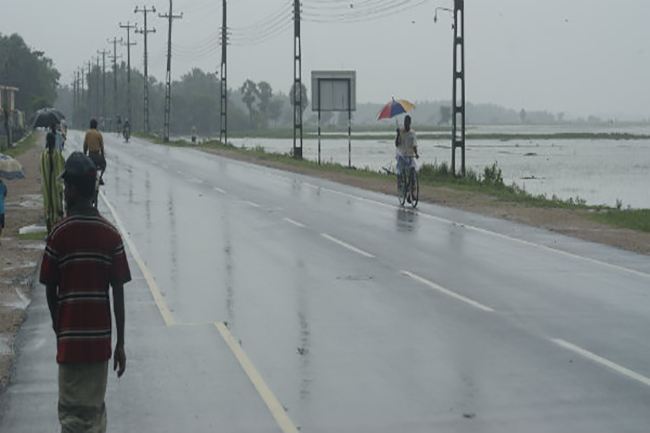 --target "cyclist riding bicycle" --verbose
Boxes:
[83,118,106,185]
[395,115,419,201]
